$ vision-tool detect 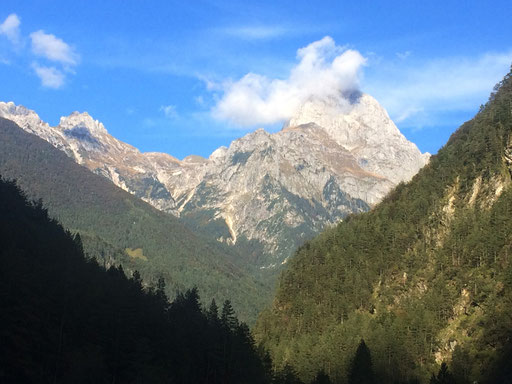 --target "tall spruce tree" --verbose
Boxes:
[348,340,376,384]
